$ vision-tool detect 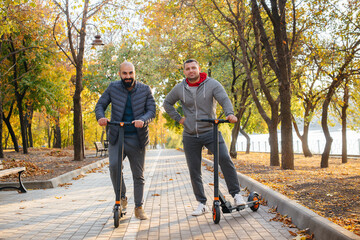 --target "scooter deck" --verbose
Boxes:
[218,190,259,213]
